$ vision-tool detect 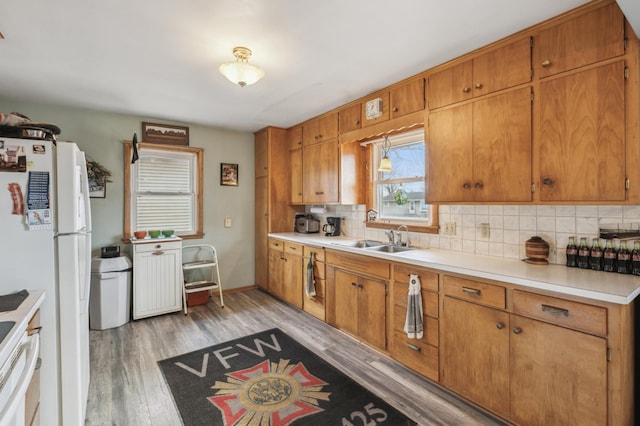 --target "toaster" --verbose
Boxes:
[295,215,320,233]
